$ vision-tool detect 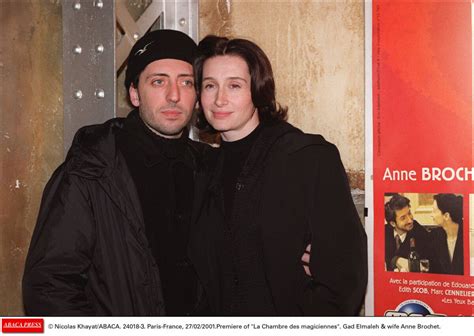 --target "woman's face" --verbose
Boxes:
[200,55,260,142]
[432,200,445,226]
